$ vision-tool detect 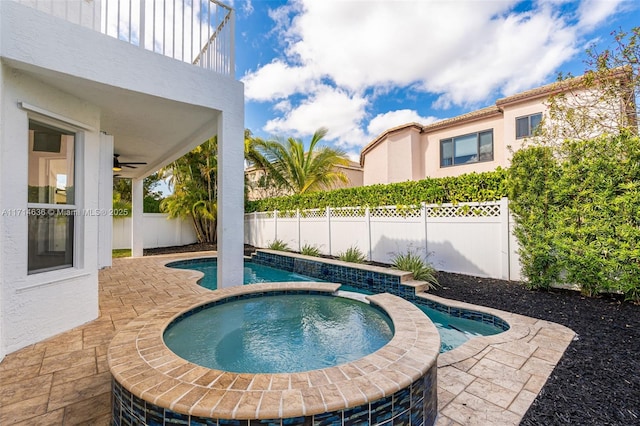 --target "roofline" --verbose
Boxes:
[358,66,634,166]
[360,123,423,167]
